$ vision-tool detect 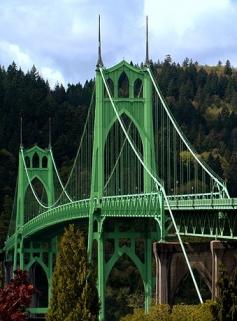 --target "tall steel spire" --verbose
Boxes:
[96,15,103,67]
[145,16,149,65]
